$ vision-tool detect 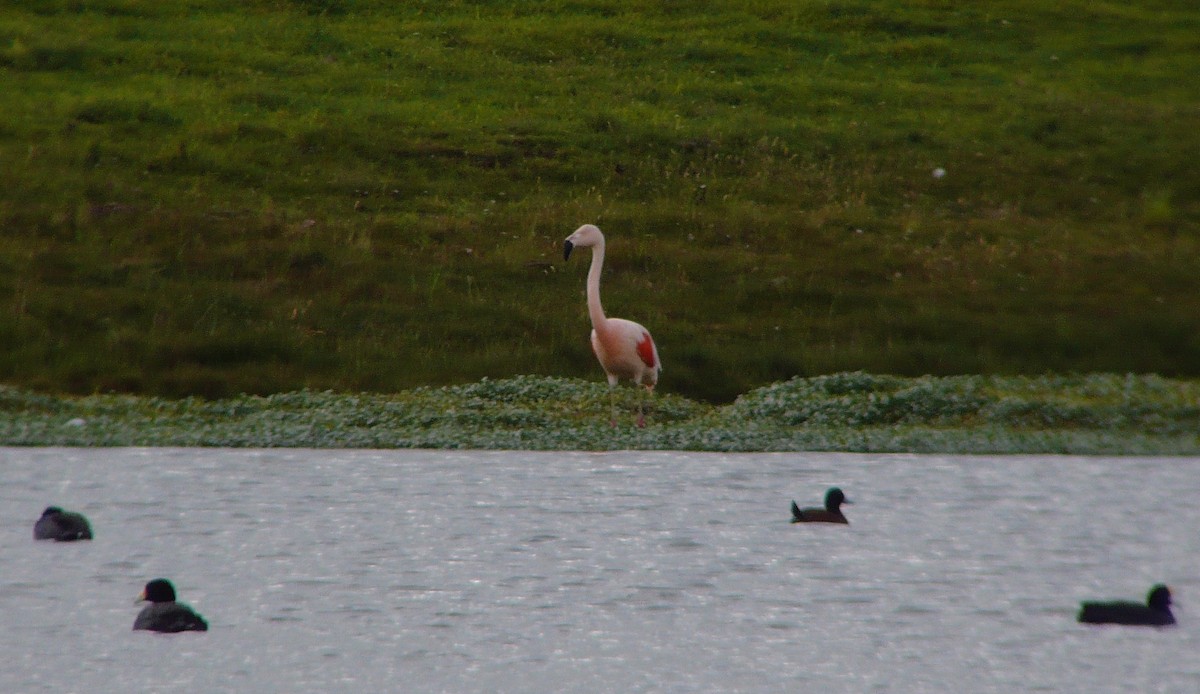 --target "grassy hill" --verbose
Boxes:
[2,1,1198,403]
